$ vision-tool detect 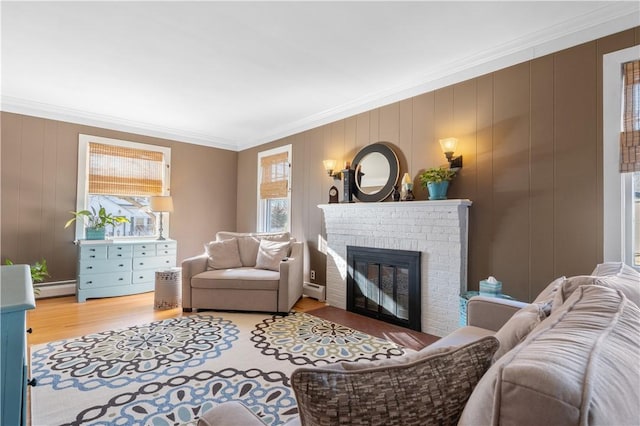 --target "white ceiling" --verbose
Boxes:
[2,1,639,151]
